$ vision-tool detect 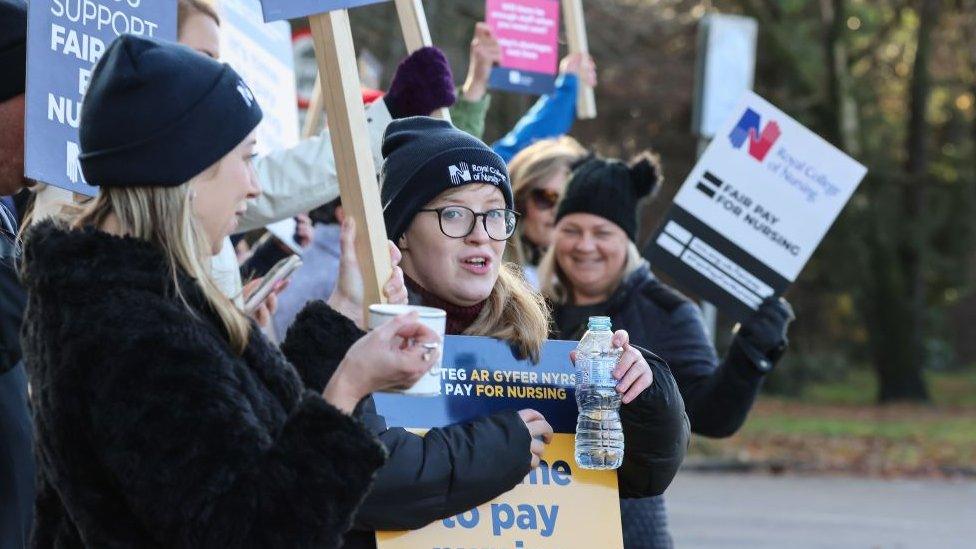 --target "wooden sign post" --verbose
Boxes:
[302,73,325,138]
[393,0,451,122]
[307,9,392,313]
[561,0,596,119]
[302,0,450,135]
